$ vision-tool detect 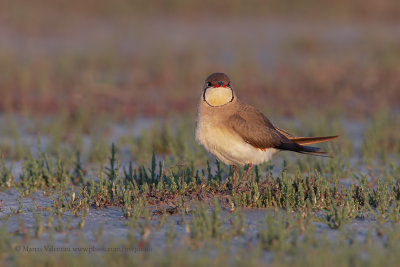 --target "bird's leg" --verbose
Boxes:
[232,165,238,188]
[242,163,253,187]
